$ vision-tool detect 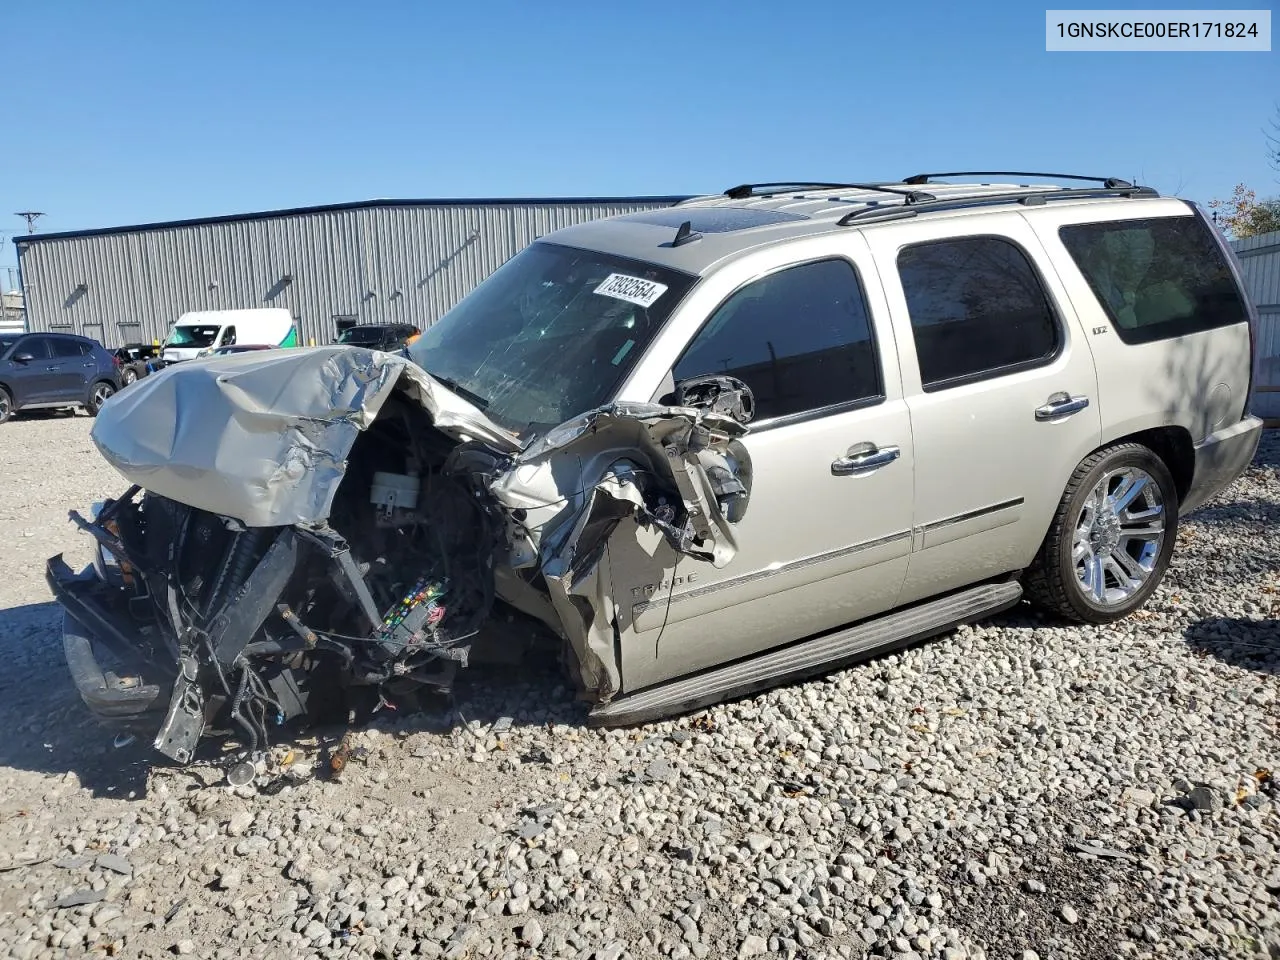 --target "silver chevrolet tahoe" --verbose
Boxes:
[48,173,1263,765]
